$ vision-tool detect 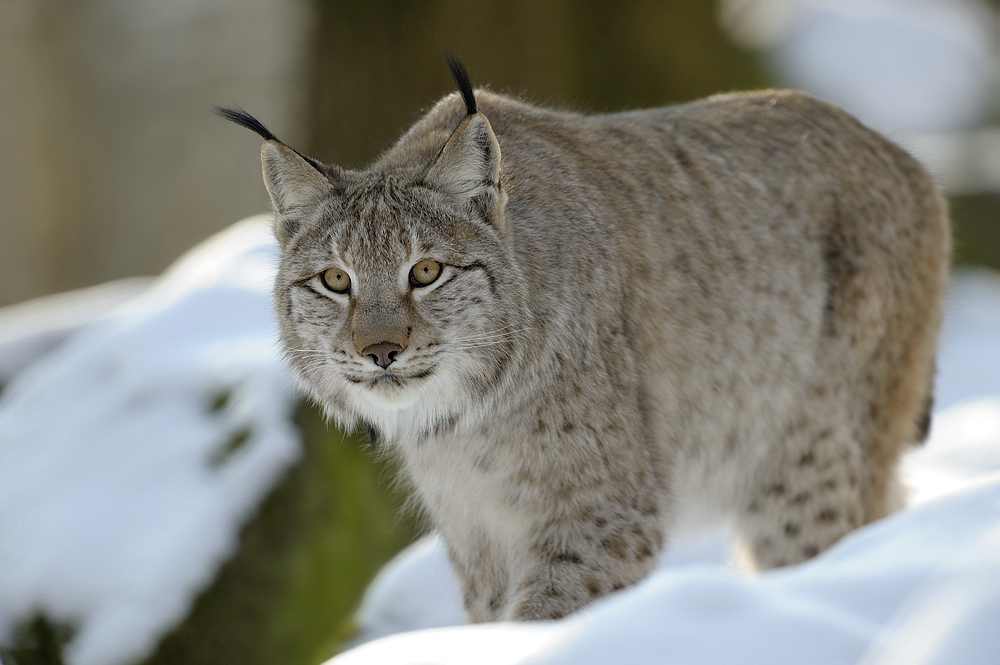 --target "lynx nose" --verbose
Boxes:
[362,342,403,369]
